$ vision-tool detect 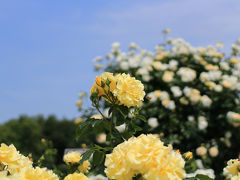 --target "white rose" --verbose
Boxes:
[198,116,208,130]
[171,86,182,97]
[209,146,219,157]
[148,117,159,128]
[115,124,126,133]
